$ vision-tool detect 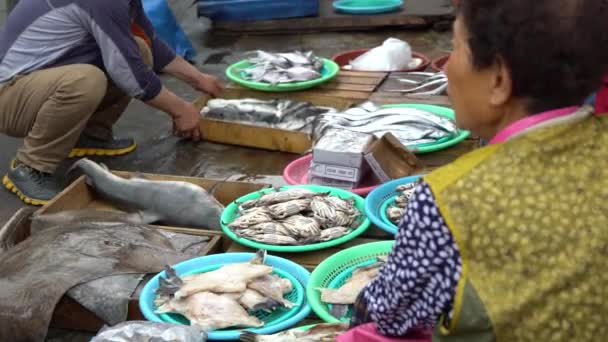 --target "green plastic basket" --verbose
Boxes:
[158,265,304,328]
[306,241,395,323]
[221,185,371,253]
[225,58,340,92]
